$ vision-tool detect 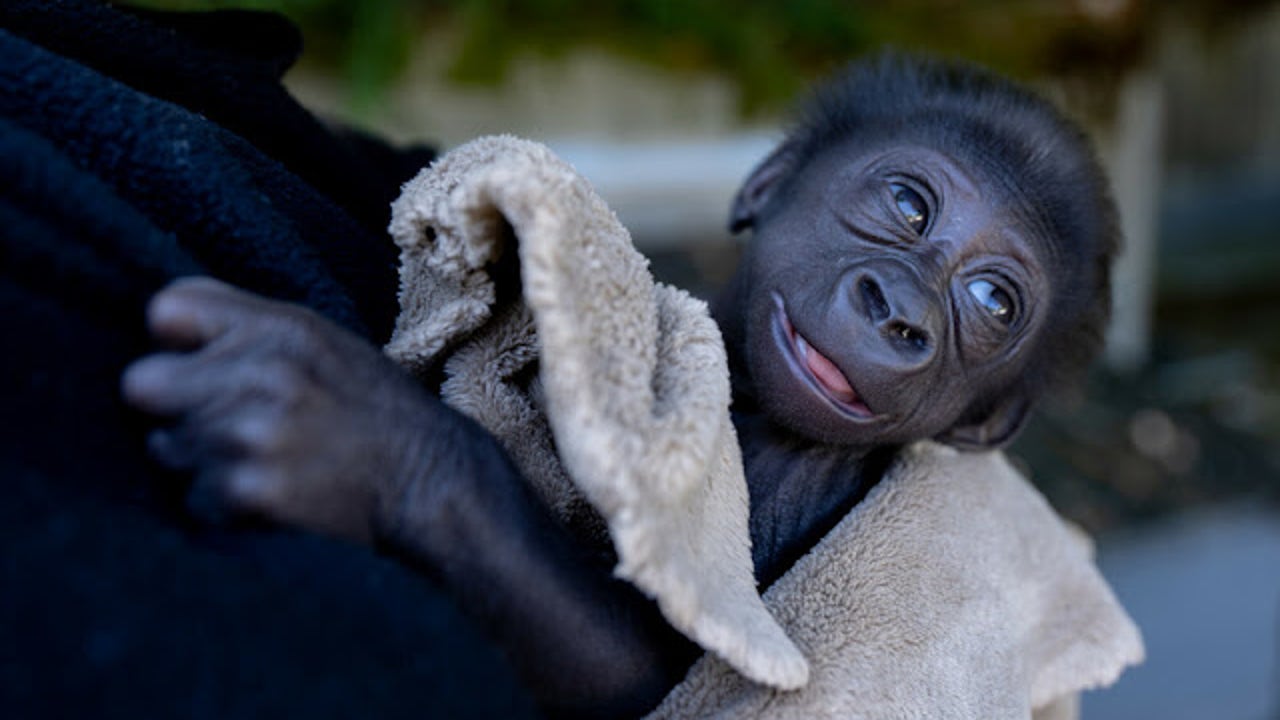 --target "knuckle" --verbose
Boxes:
[121,355,173,402]
[146,428,190,469]
[222,465,286,512]
[150,277,205,310]
[253,358,312,401]
[227,412,290,455]
[123,353,207,415]
[239,313,332,369]
[283,312,339,357]
[145,289,183,330]
[148,278,212,323]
